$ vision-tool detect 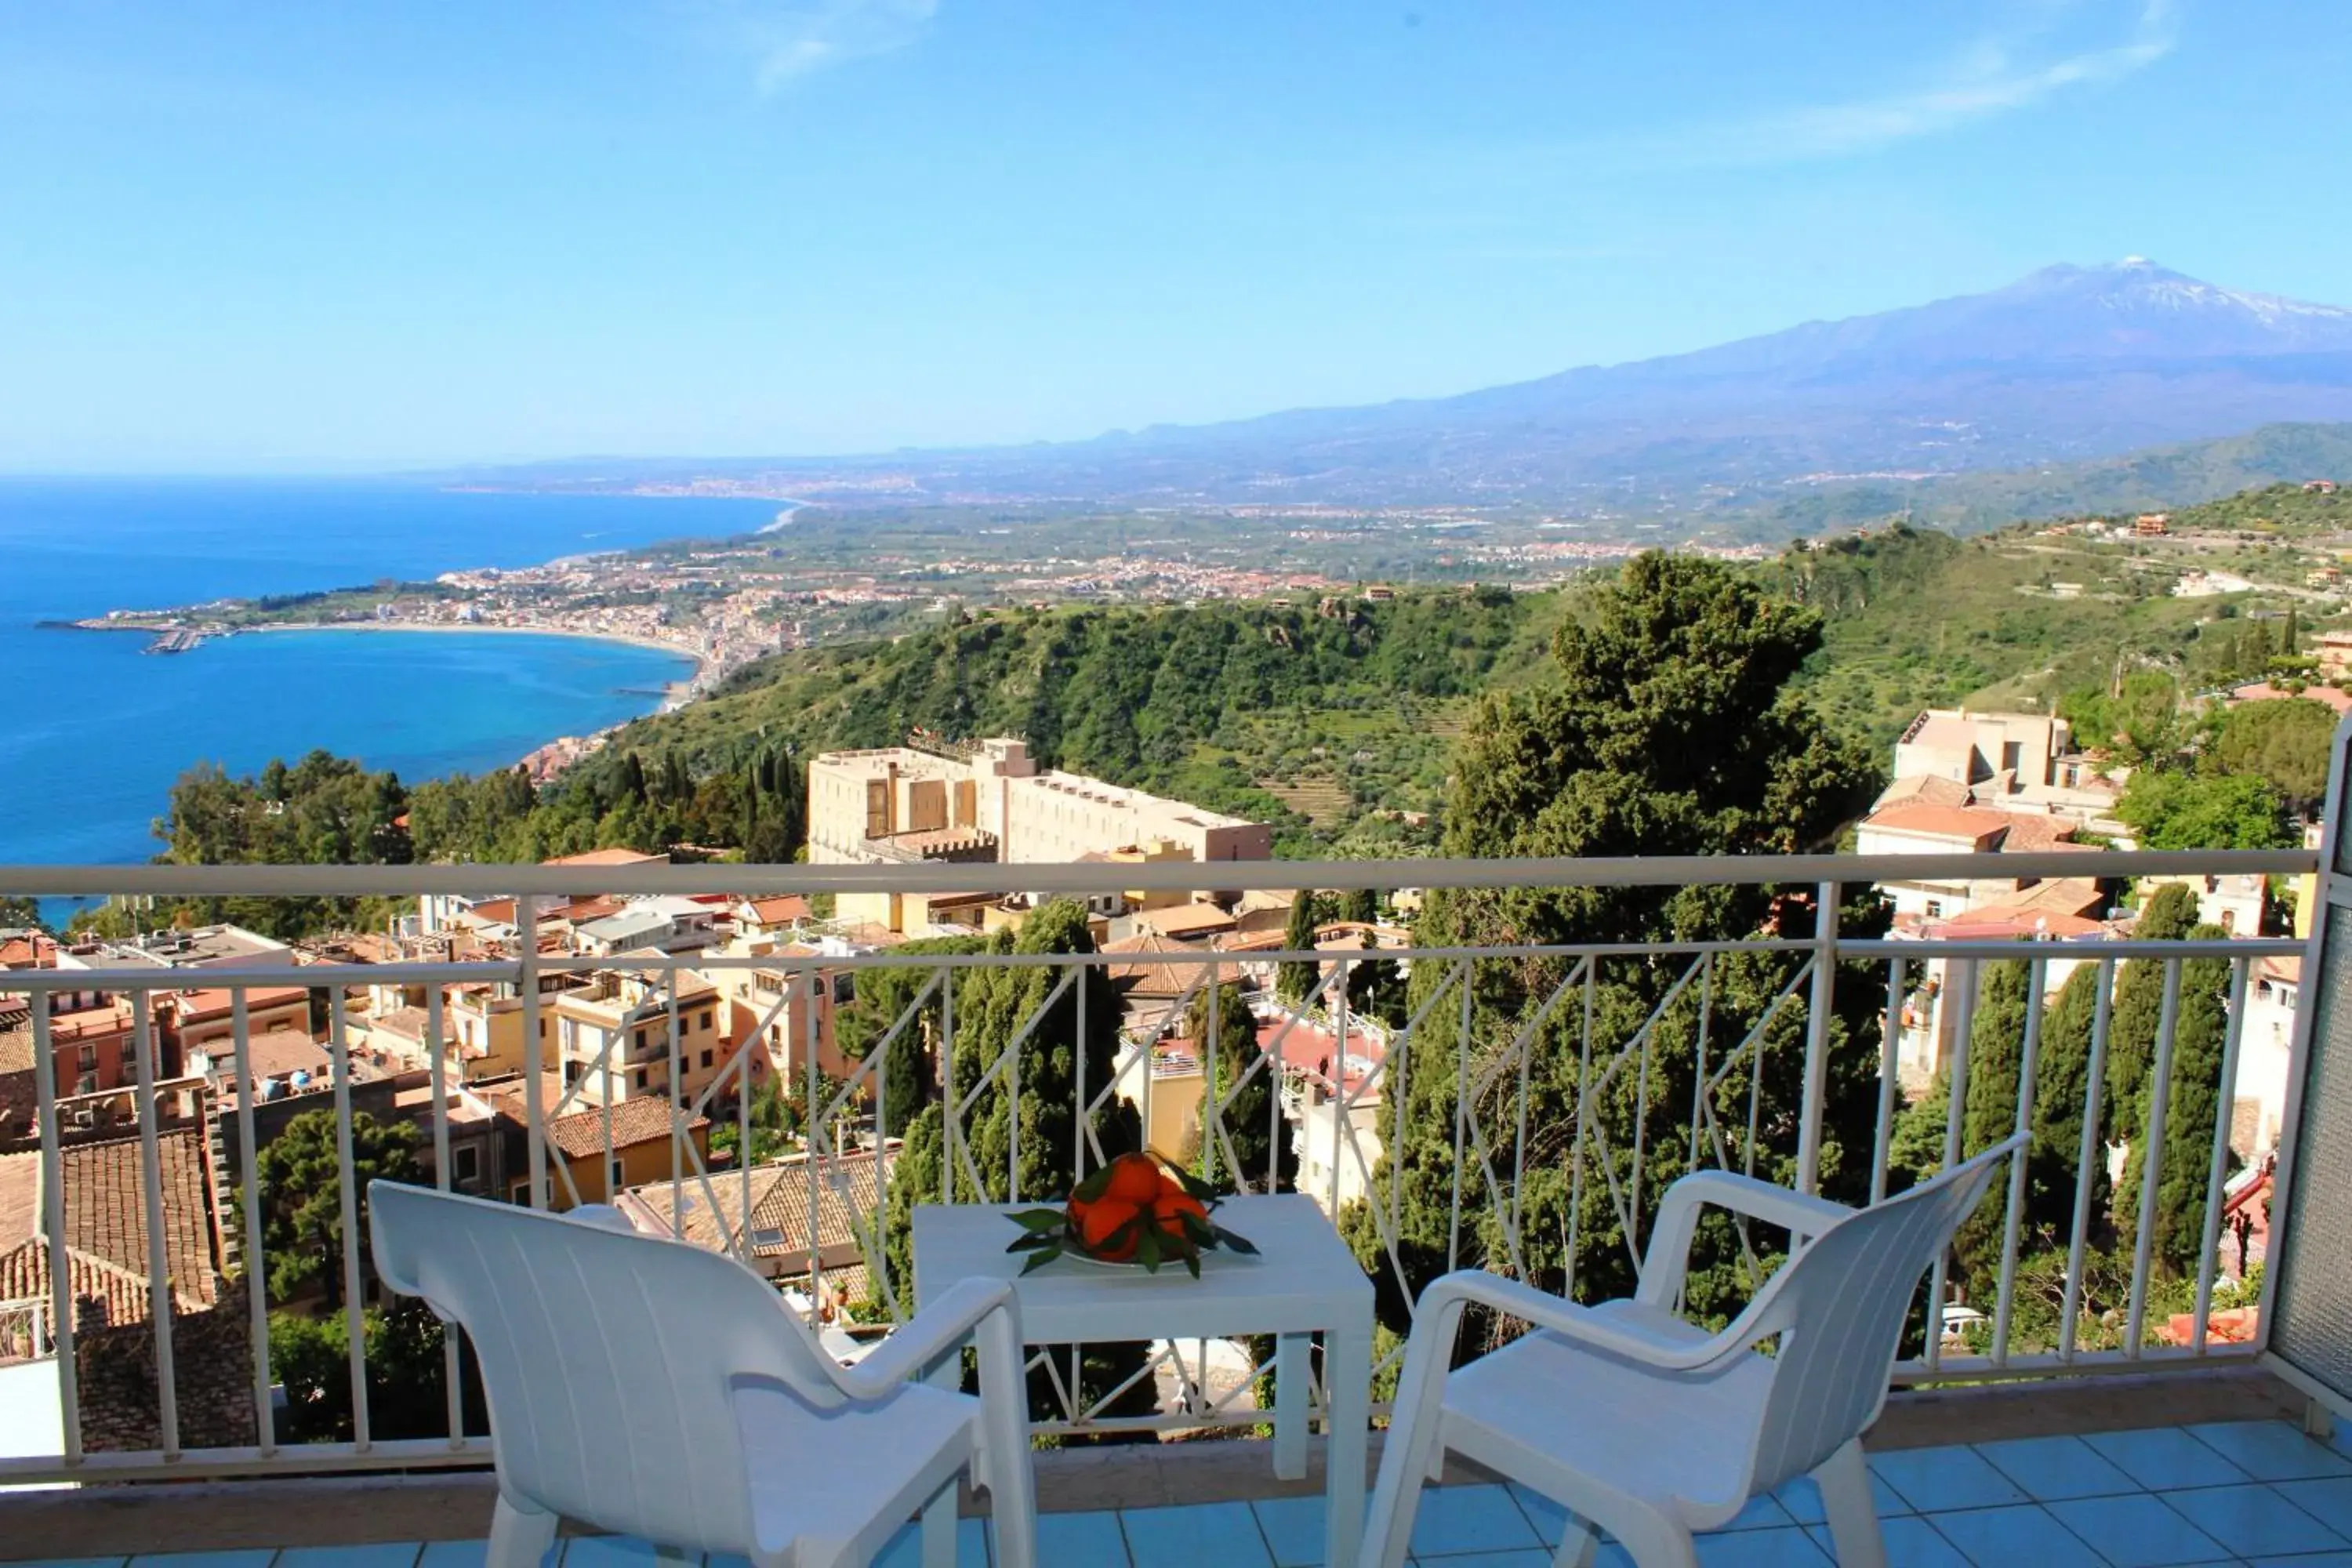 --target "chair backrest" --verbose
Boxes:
[370,1181,849,1551]
[1733,1138,2020,1494]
